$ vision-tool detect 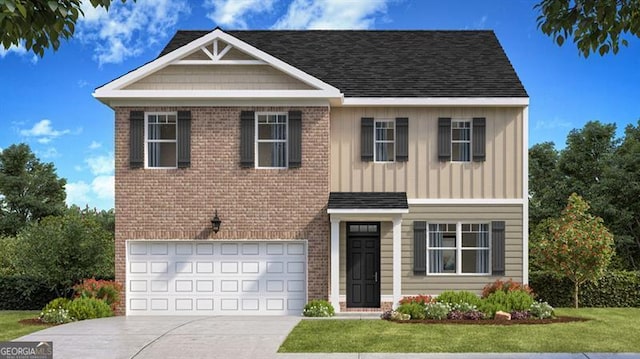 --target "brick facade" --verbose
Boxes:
[114,106,330,314]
